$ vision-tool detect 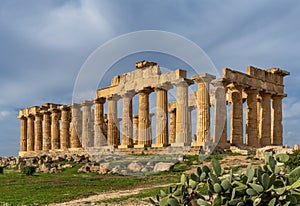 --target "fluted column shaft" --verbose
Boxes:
[70,104,82,148]
[137,88,153,146]
[187,107,193,144]
[155,88,168,146]
[174,82,189,145]
[27,114,35,151]
[246,89,259,147]
[121,93,134,147]
[34,113,43,151]
[211,79,228,148]
[229,86,244,146]
[133,115,139,145]
[60,106,70,149]
[169,108,176,144]
[94,98,107,147]
[197,81,210,145]
[42,111,51,150]
[272,95,284,145]
[19,116,27,152]
[107,95,119,147]
[259,92,272,146]
[51,109,60,149]
[81,101,93,148]
[191,74,215,146]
